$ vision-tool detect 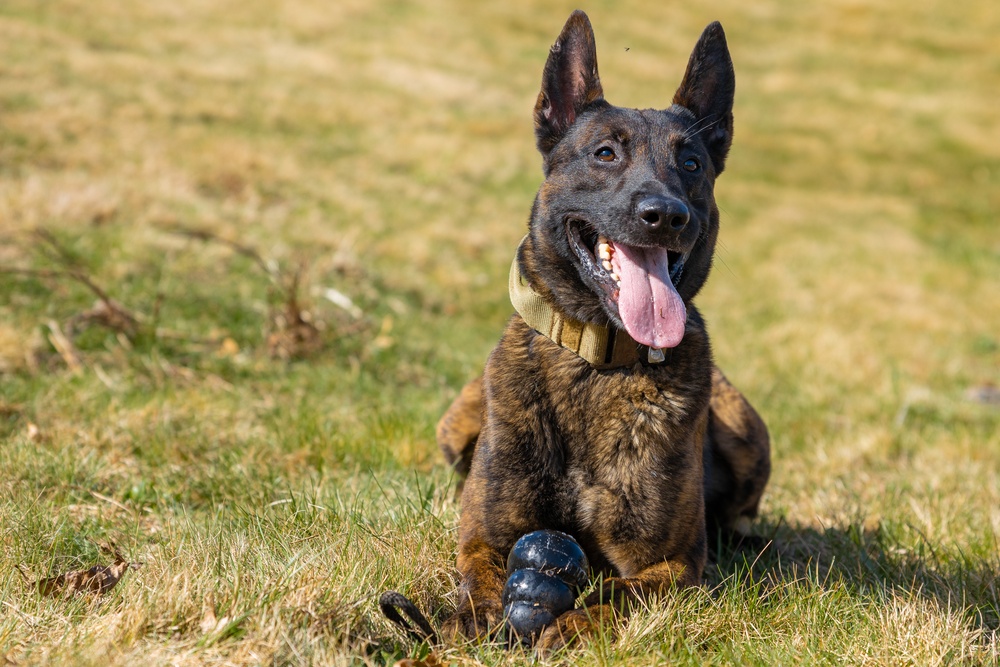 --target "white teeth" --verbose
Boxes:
[597,238,617,283]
